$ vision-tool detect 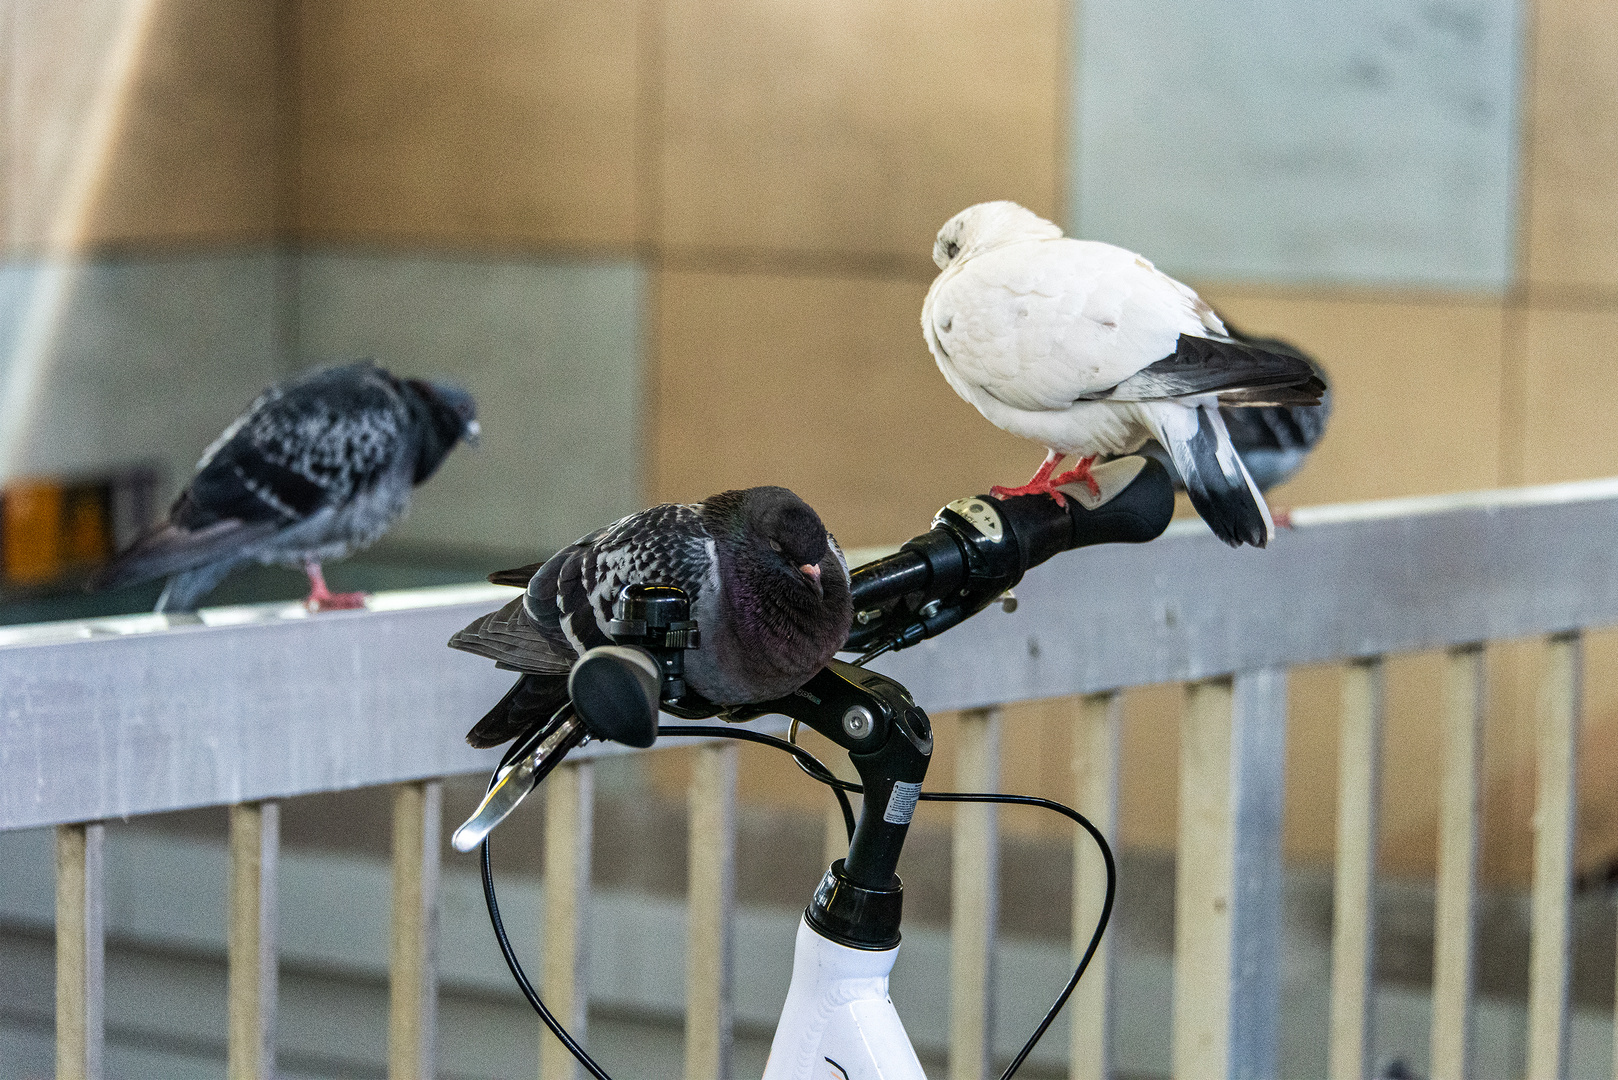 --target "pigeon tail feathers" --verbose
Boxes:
[466,673,571,748]
[90,519,276,593]
[155,557,247,613]
[1146,402,1273,548]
